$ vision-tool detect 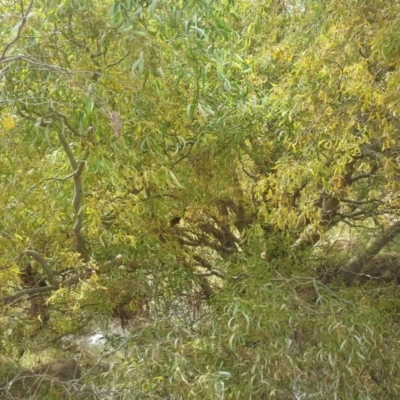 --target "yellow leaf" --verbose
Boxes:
[2,115,15,130]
